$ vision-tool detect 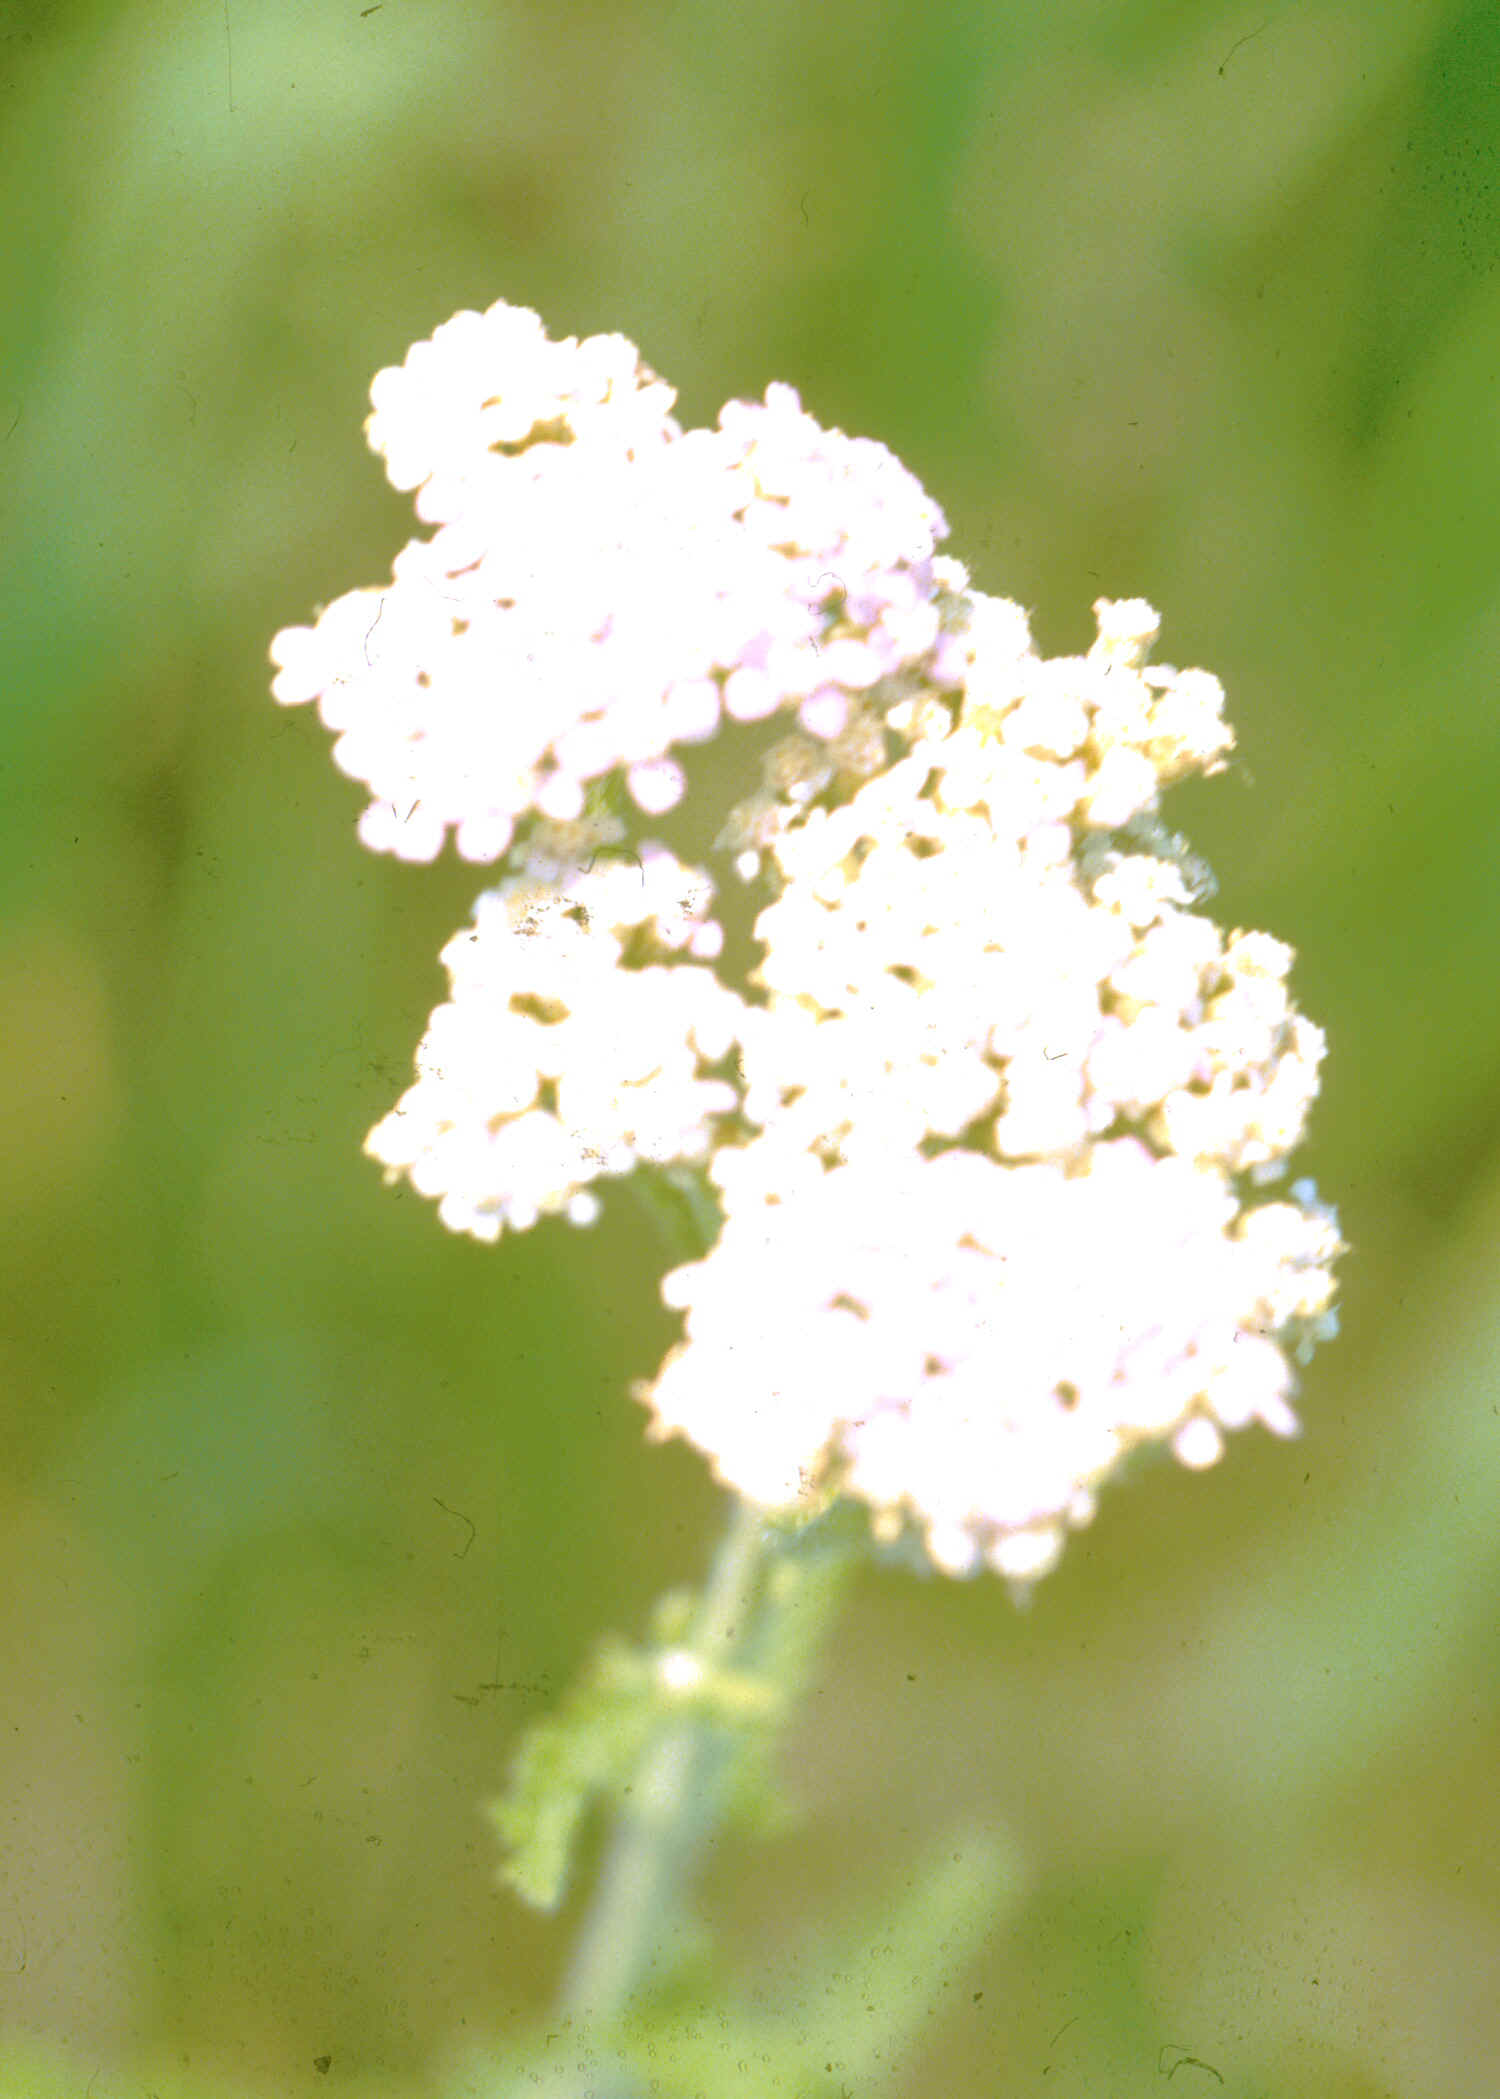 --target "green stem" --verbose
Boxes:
[534,1163,854,2095]
[554,1493,771,2026]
